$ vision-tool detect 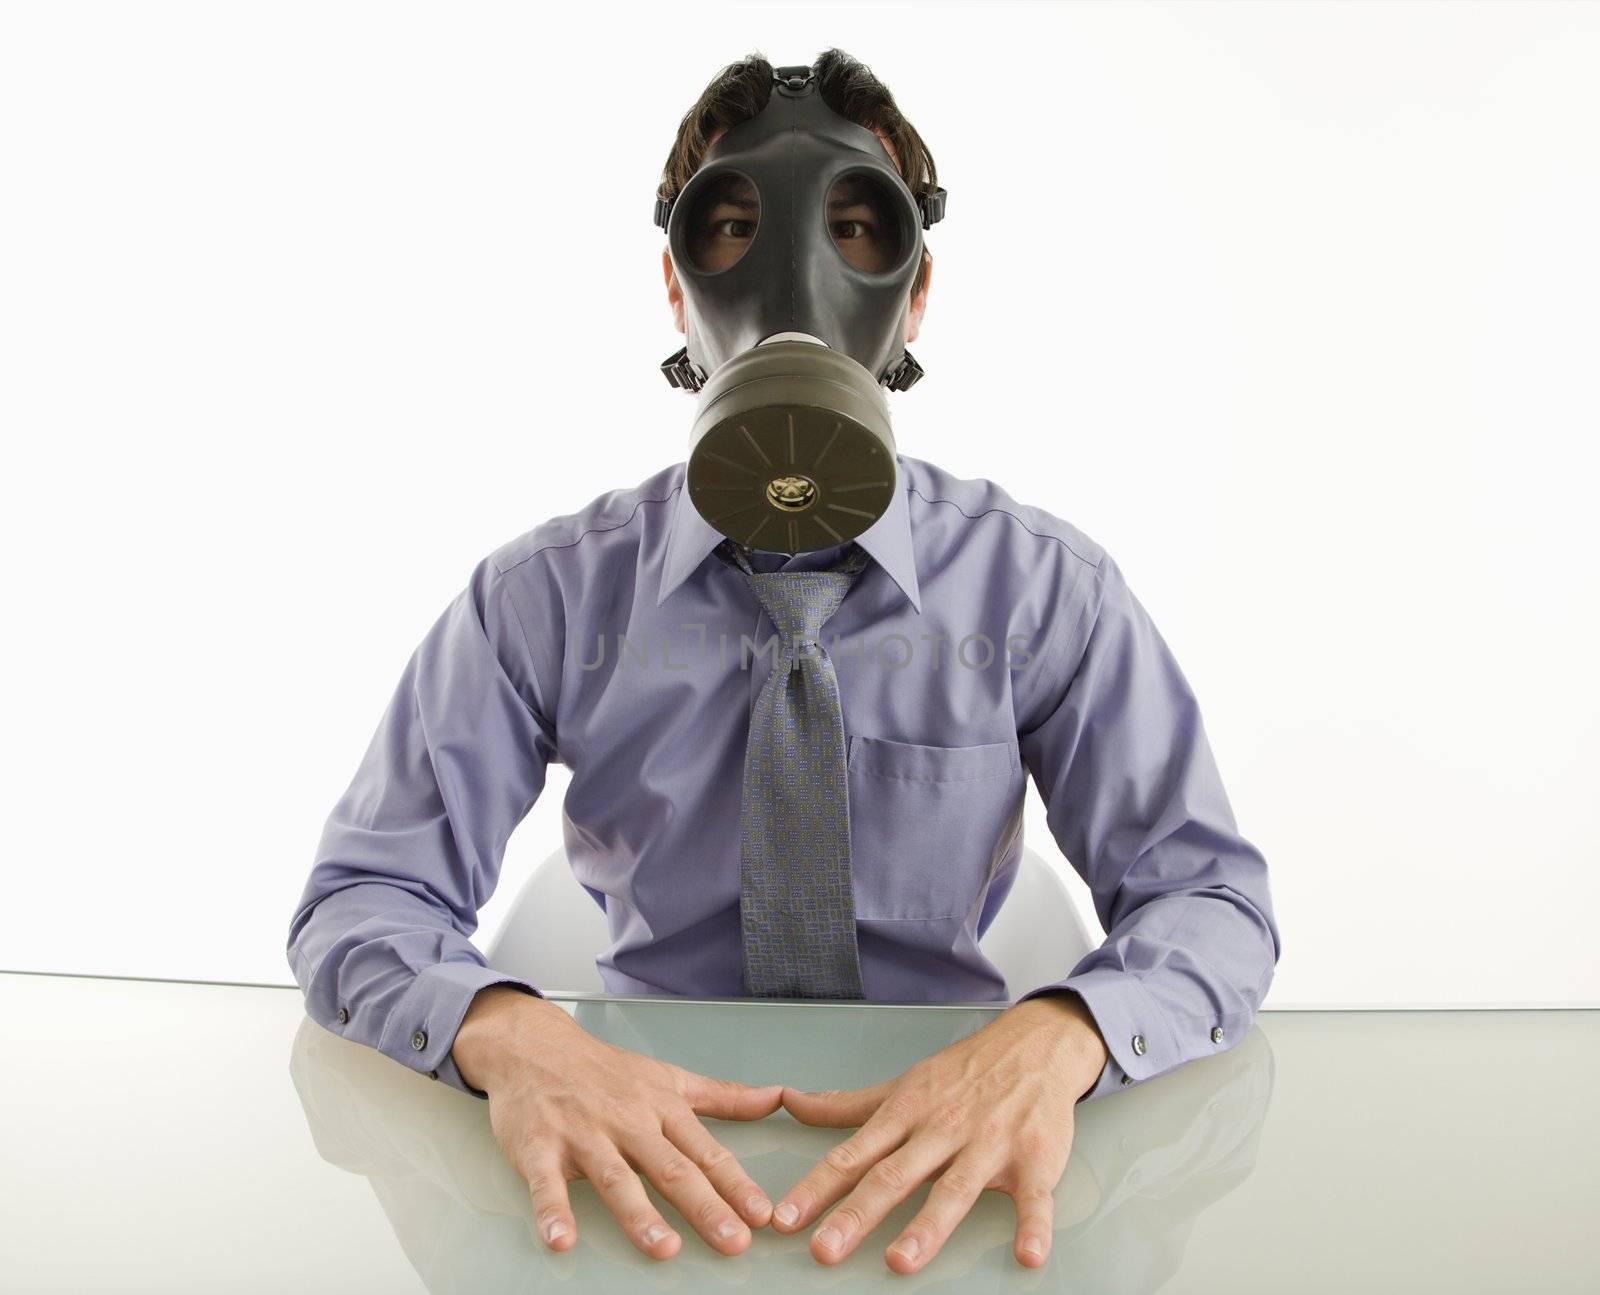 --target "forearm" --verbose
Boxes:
[287,879,544,1096]
[1017,883,1277,1098]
